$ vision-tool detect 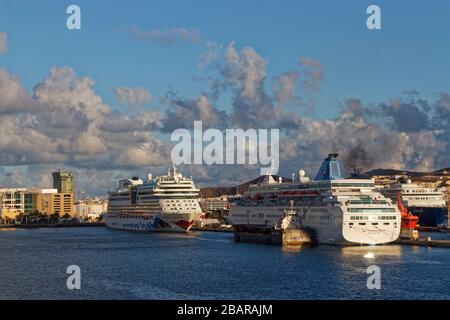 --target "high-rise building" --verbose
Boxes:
[52,170,74,194]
